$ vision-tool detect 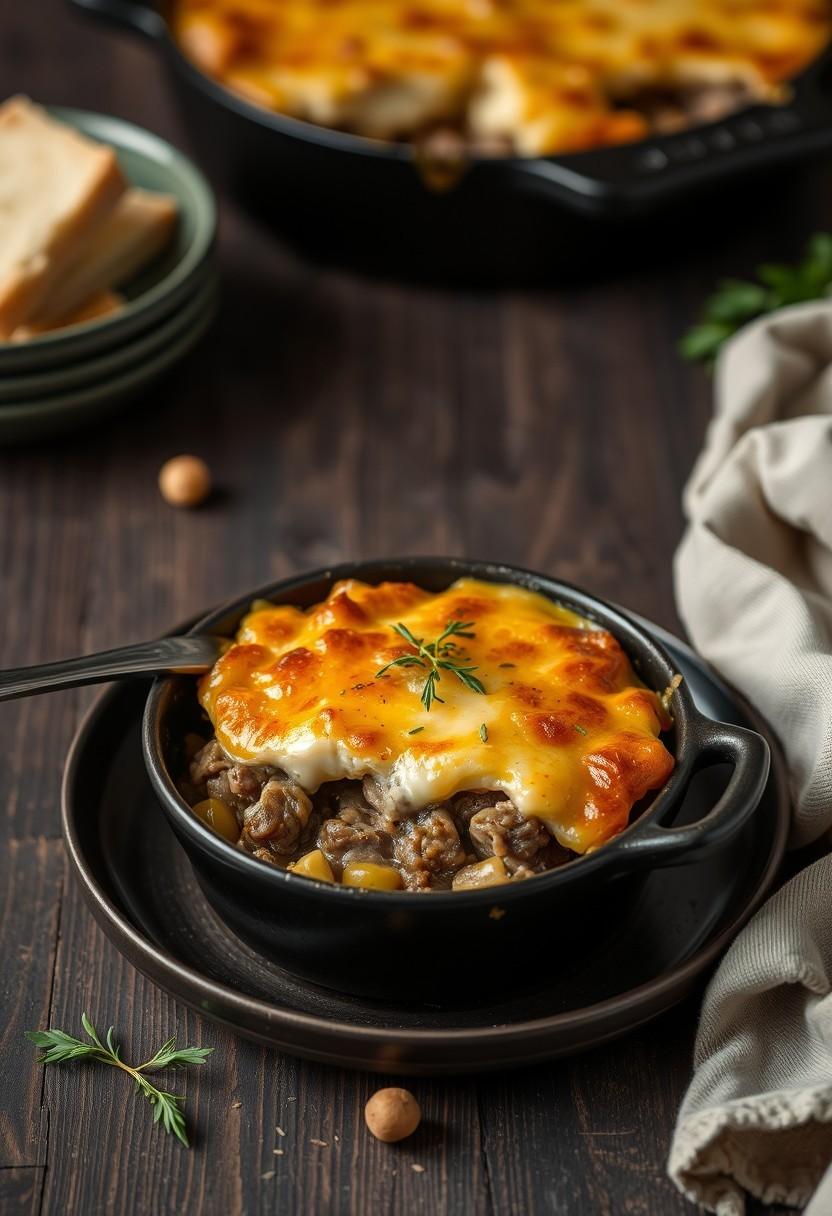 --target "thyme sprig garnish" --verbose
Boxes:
[26,1014,212,1147]
[376,619,487,711]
